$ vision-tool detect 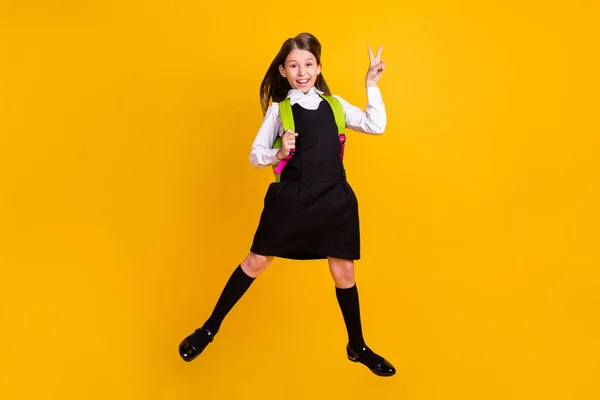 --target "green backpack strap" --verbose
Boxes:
[320,95,345,134]
[271,99,295,182]
[279,98,295,133]
[272,98,294,151]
